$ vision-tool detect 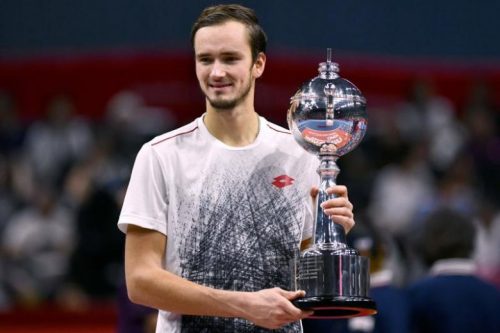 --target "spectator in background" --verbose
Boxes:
[0,154,19,309]
[460,80,500,288]
[58,173,127,309]
[368,142,433,240]
[57,132,132,309]
[1,183,75,307]
[367,142,434,285]
[21,94,93,192]
[0,91,24,157]
[0,154,18,239]
[409,208,500,333]
[57,89,175,310]
[407,151,480,282]
[104,90,175,164]
[396,78,466,172]
[462,80,500,207]
[417,151,478,218]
